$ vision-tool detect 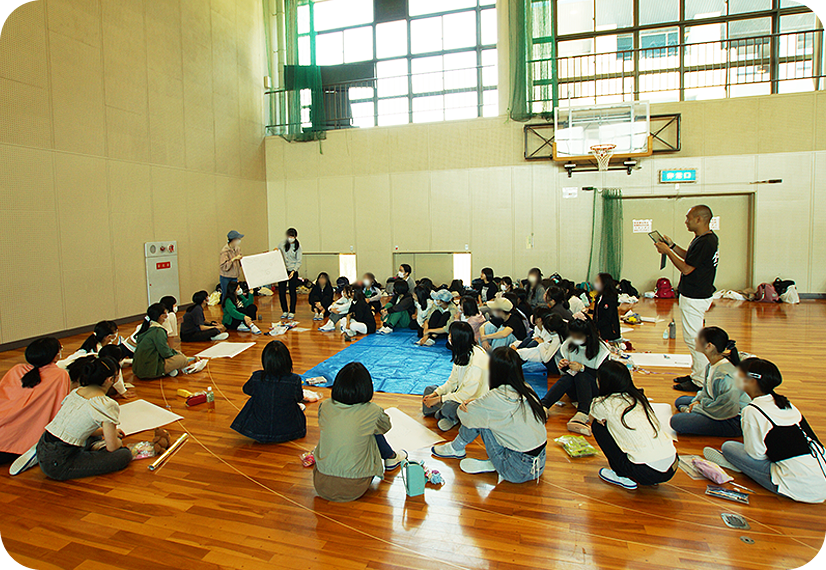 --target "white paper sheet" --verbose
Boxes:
[195,342,256,359]
[621,327,633,334]
[383,407,445,451]
[650,402,678,441]
[240,250,289,288]
[118,399,183,436]
[630,353,692,368]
